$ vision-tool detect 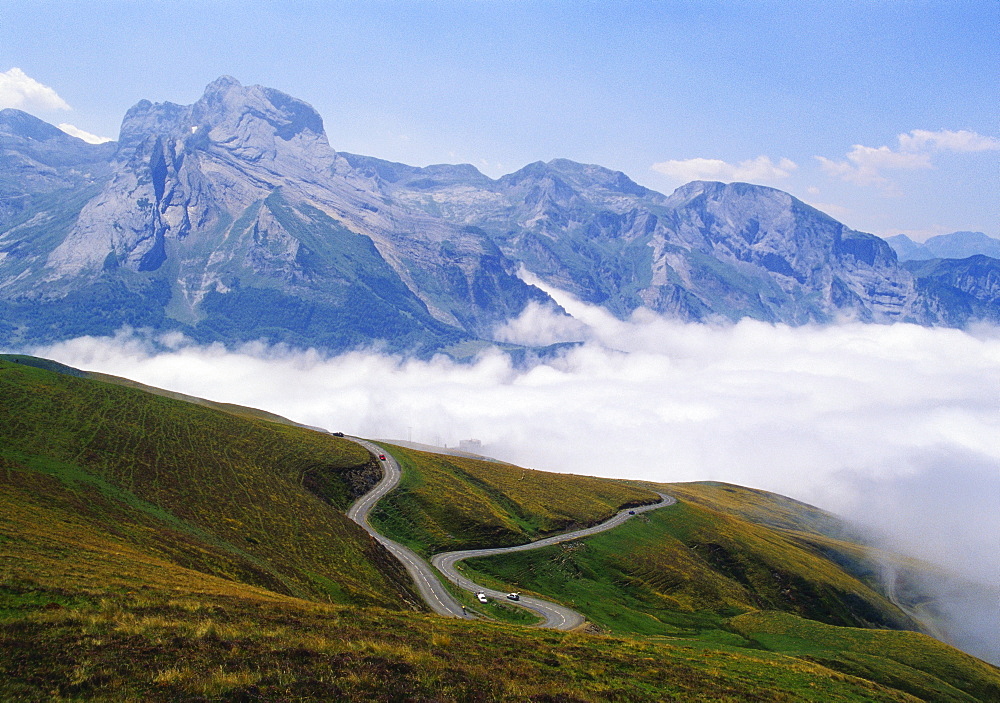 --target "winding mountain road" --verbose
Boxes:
[431,492,674,629]
[346,438,471,620]
[346,438,675,629]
